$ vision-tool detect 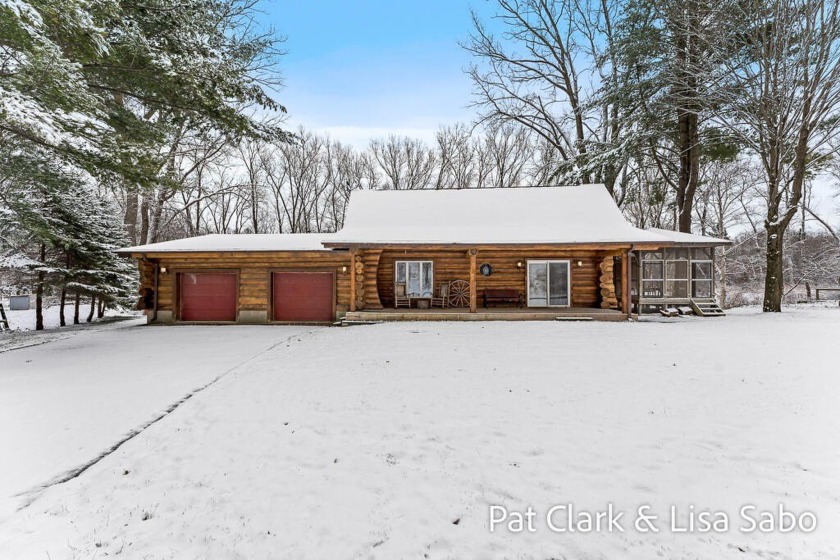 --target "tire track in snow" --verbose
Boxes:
[13,327,323,512]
